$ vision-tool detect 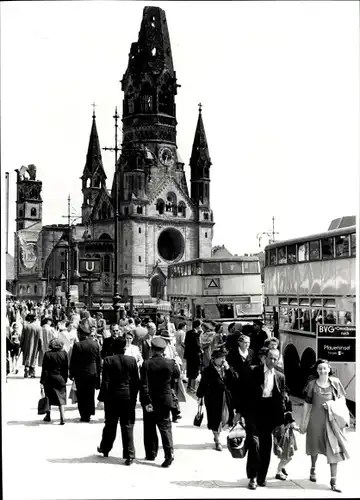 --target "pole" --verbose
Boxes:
[5,172,9,254]
[66,194,71,314]
[272,216,275,243]
[114,107,119,297]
